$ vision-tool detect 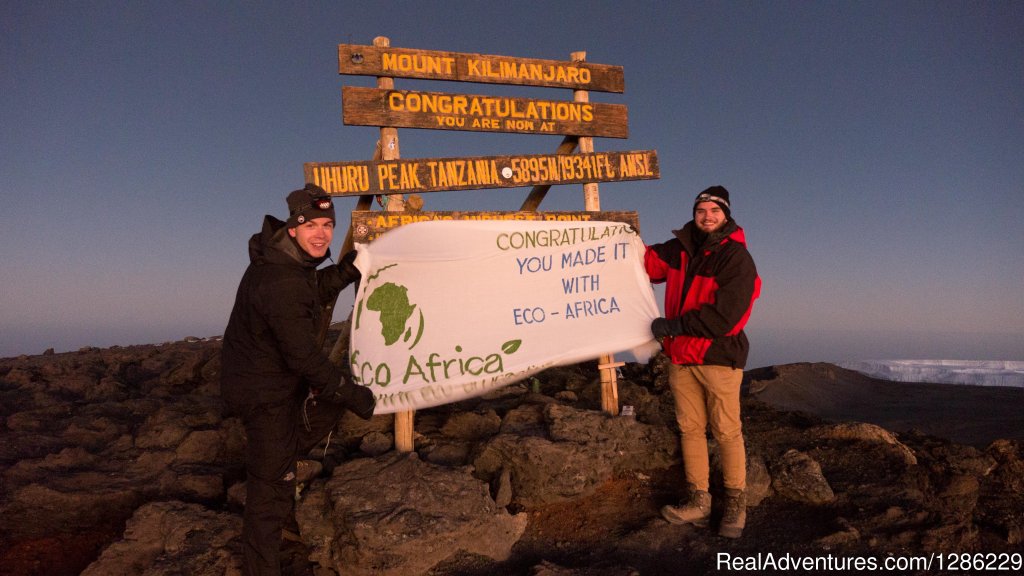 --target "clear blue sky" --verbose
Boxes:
[2,1,1022,368]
